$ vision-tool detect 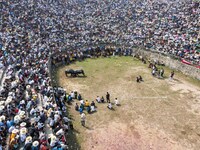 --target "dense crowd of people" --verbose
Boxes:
[1,0,200,69]
[0,0,199,149]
